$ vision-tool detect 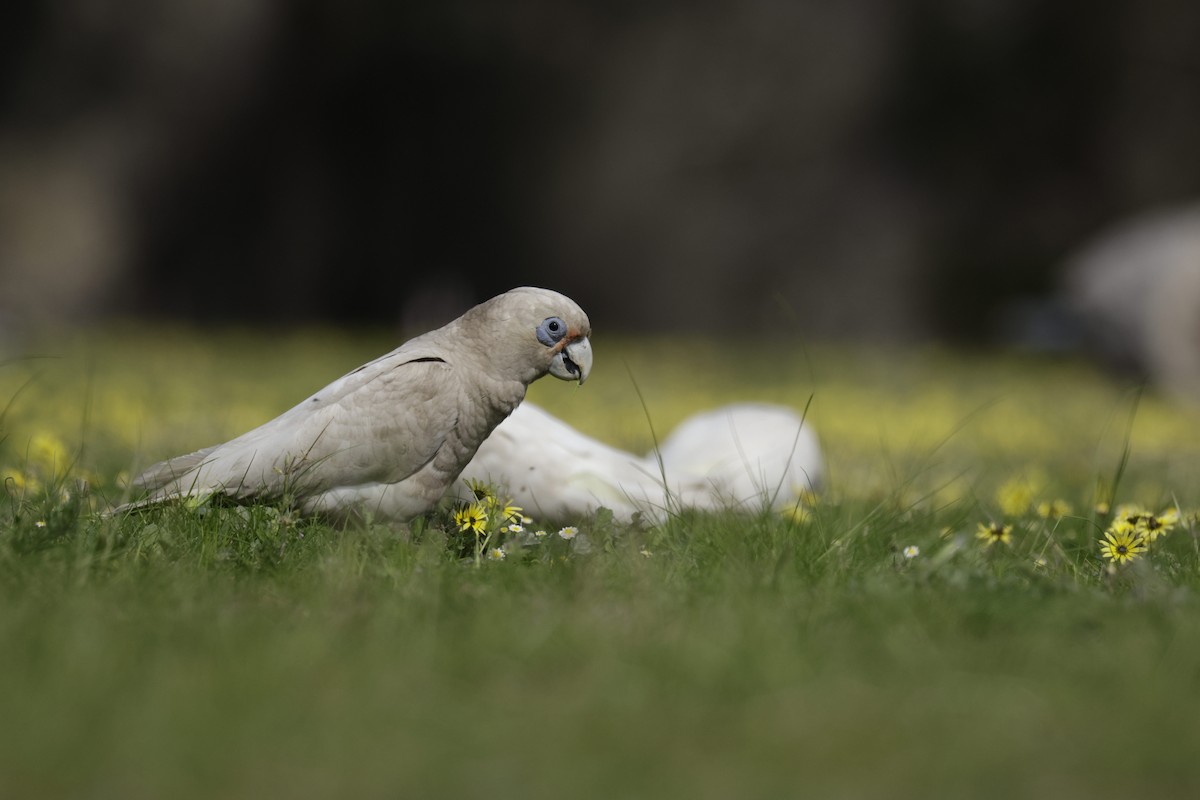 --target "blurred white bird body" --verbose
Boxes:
[656,402,821,508]
[126,287,592,521]
[1062,204,1200,398]
[459,403,713,522]
[459,401,821,523]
